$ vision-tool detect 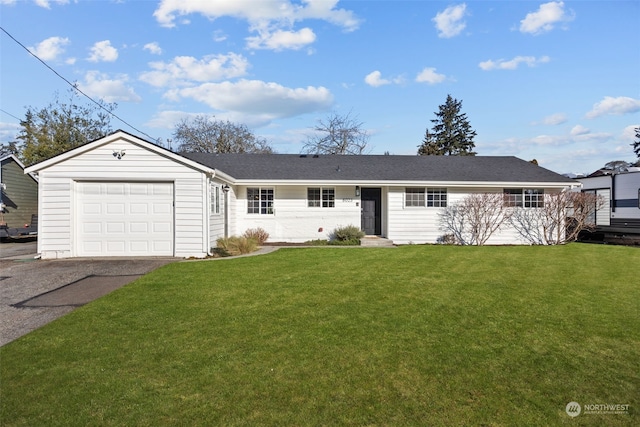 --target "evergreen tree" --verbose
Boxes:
[15,90,115,166]
[417,94,477,156]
